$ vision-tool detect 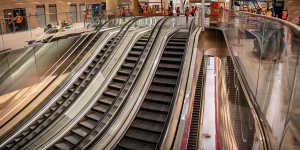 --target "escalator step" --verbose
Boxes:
[125,128,159,143]
[137,110,167,123]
